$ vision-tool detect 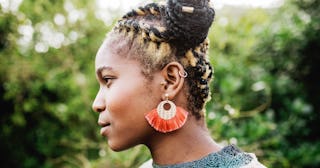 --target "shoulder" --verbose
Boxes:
[240,153,267,168]
[138,145,267,168]
[220,145,267,168]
